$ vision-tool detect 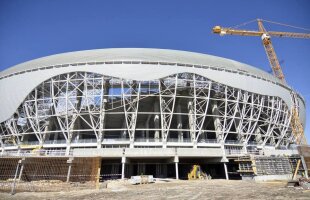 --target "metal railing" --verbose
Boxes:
[71,138,97,144]
[3,143,16,147]
[20,141,40,146]
[102,138,129,142]
[198,139,218,144]
[248,141,259,145]
[166,138,192,143]
[0,149,72,157]
[225,149,244,155]
[225,140,243,144]
[247,149,261,155]
[44,140,67,144]
[135,138,162,142]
